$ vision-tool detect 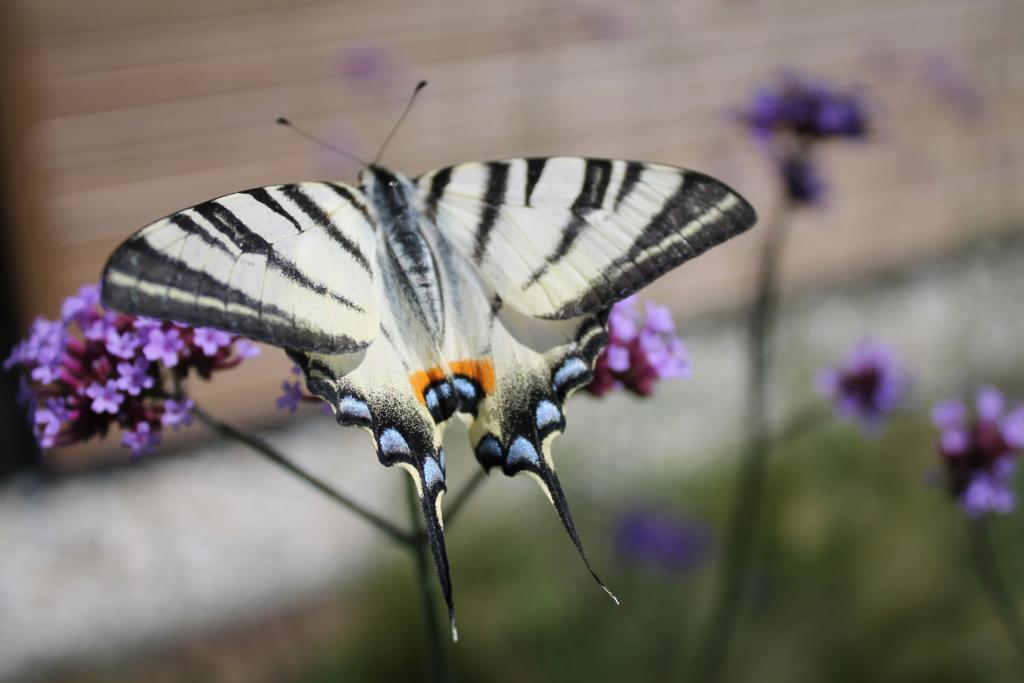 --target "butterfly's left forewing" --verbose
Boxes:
[103,182,379,353]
